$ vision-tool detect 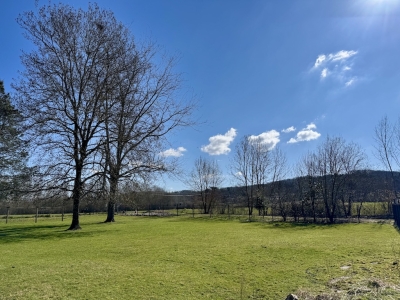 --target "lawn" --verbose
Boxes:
[0,215,399,299]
